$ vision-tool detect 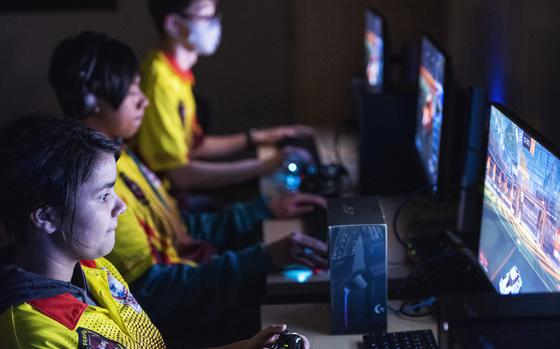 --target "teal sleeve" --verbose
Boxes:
[184,196,272,249]
[130,244,275,327]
